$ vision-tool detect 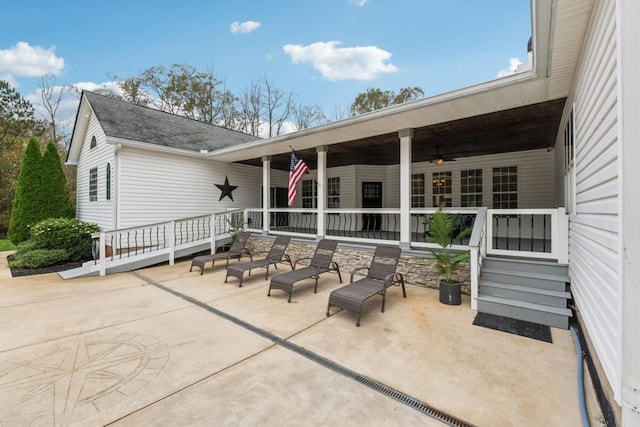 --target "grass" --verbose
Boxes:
[0,240,16,251]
